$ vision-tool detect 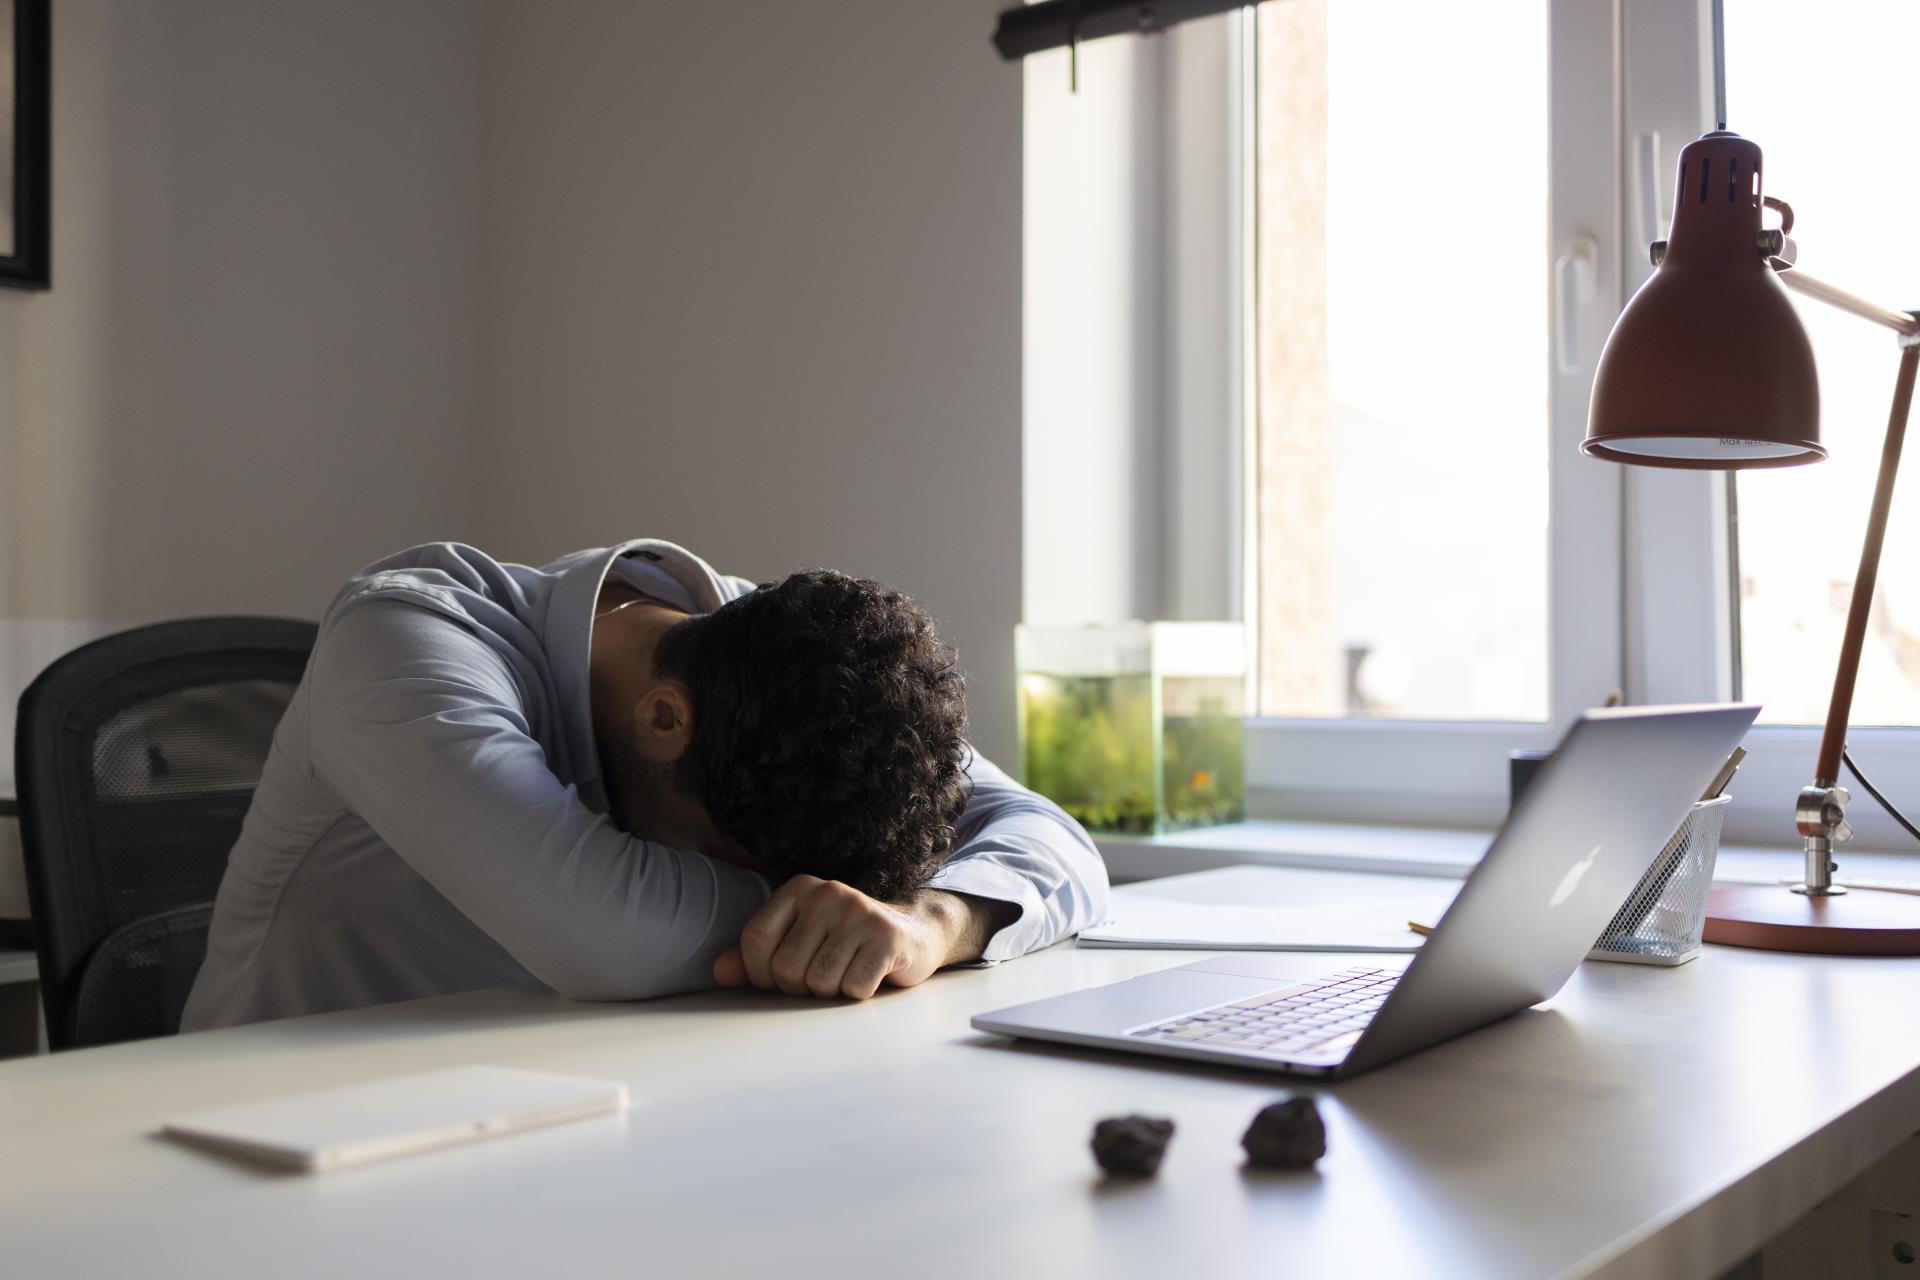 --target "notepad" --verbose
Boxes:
[160,1064,628,1173]
[1078,895,1425,952]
